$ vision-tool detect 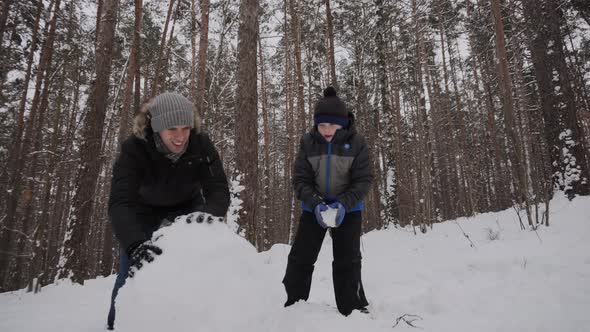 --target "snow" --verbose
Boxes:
[1,195,590,332]
[320,207,339,227]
